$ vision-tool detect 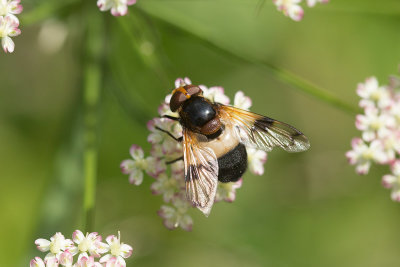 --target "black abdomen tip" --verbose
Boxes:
[218,143,247,183]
